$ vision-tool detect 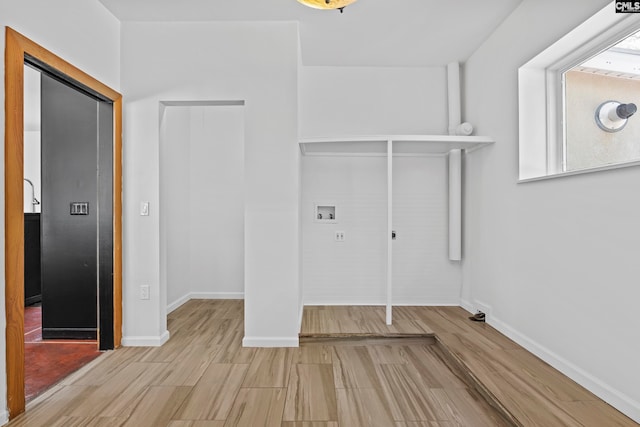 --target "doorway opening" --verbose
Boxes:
[5,28,123,419]
[159,101,245,321]
[22,61,109,401]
